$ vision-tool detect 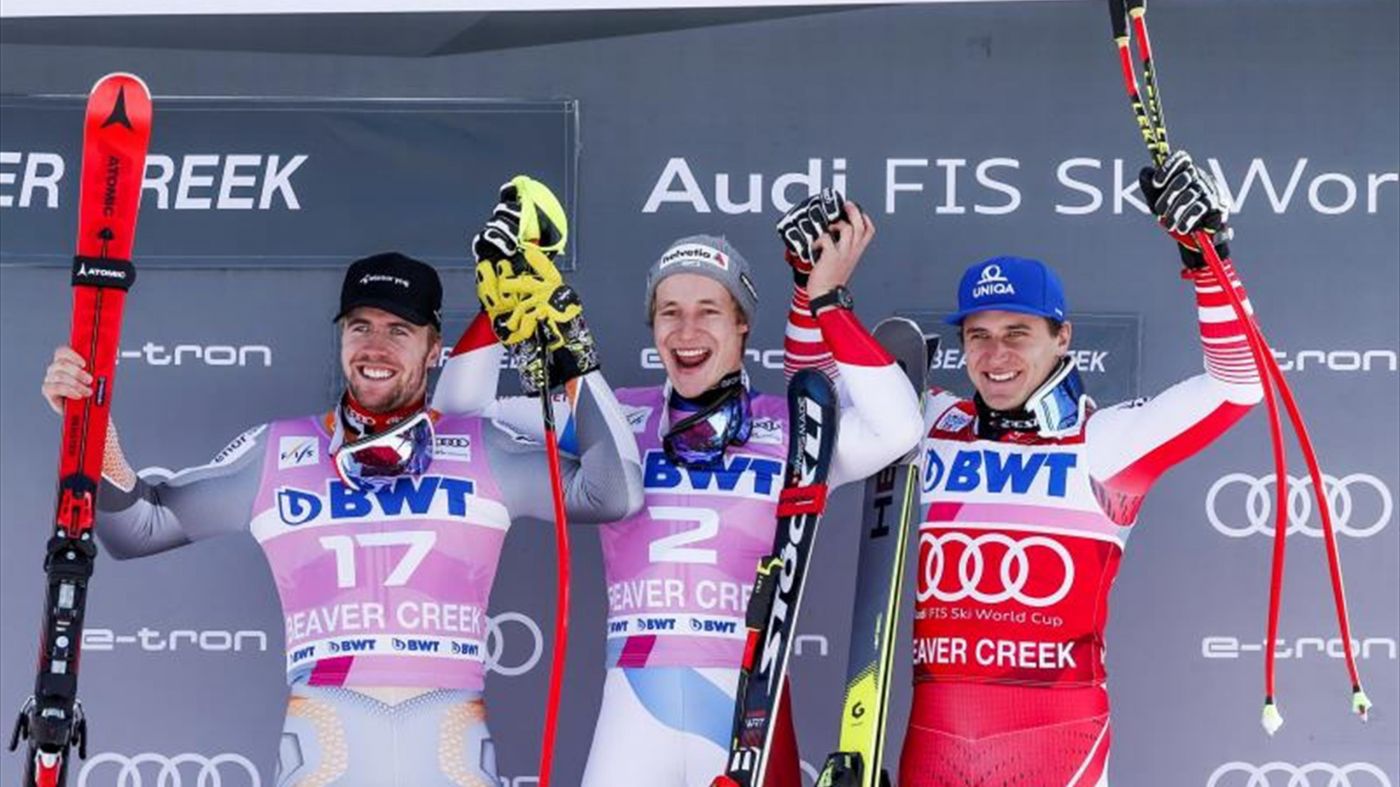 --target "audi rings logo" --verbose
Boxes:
[1206,473,1393,538]
[486,611,544,677]
[79,752,260,787]
[917,531,1074,607]
[1207,761,1392,787]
